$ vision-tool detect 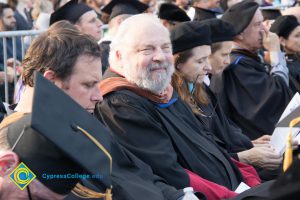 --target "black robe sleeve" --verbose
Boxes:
[287,57,300,94]
[217,55,292,139]
[110,140,186,200]
[205,86,253,153]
